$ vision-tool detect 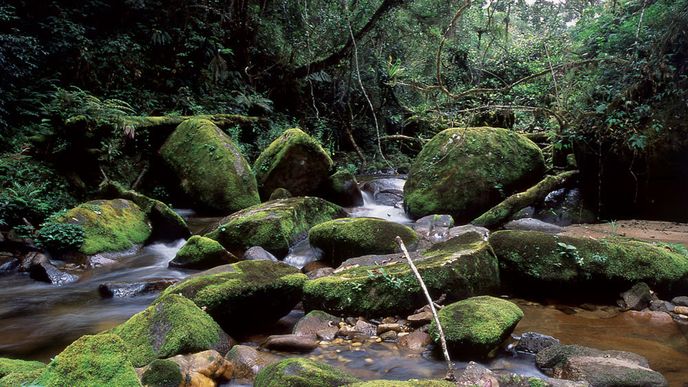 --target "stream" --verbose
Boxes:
[0,176,687,385]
